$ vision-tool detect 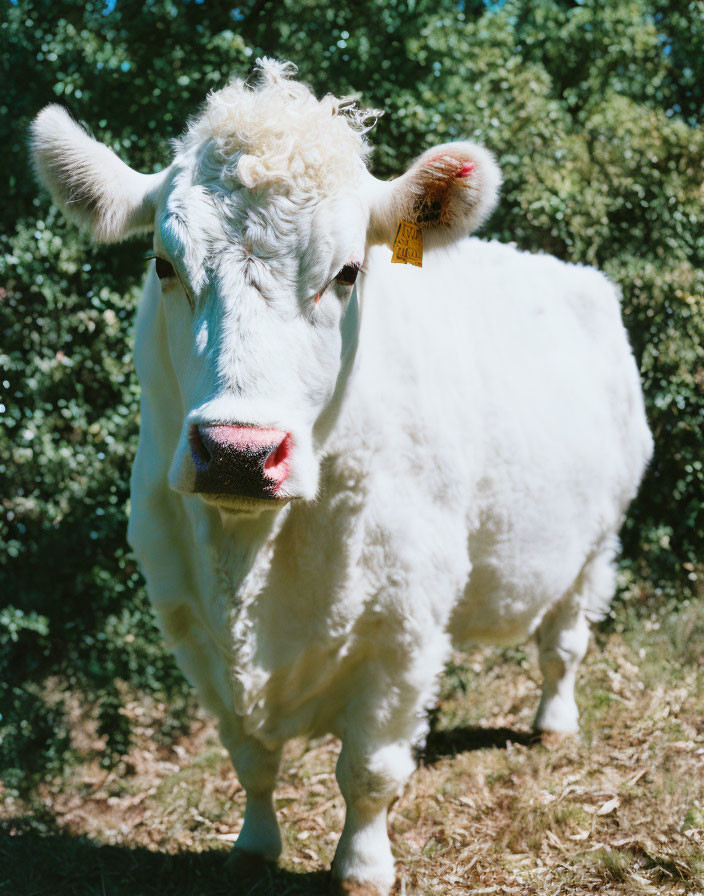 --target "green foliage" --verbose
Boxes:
[1,0,702,787]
